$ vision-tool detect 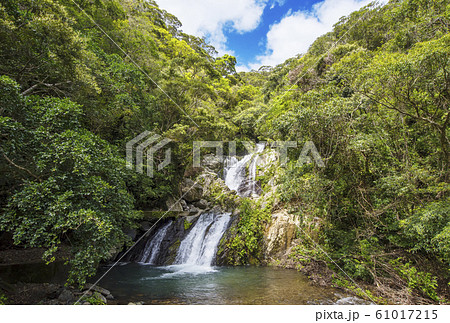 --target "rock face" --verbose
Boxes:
[84,283,111,297]
[193,199,209,209]
[201,154,223,173]
[181,178,203,202]
[120,145,303,269]
[165,196,183,212]
[264,210,300,260]
[215,214,239,265]
[124,227,137,240]
[236,178,262,197]
[58,289,75,304]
